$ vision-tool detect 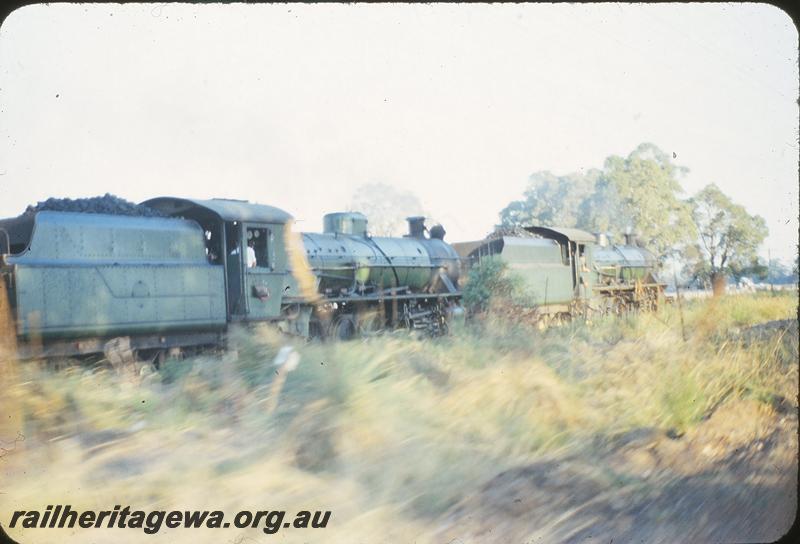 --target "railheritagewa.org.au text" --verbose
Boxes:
[8,505,331,535]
